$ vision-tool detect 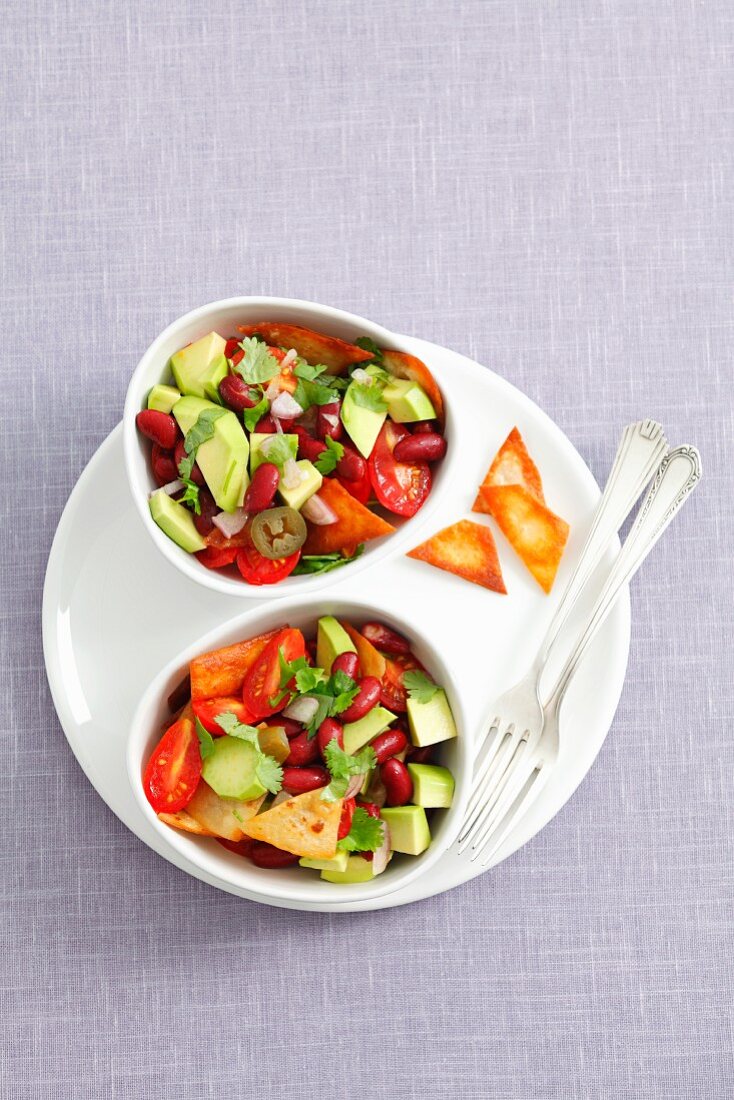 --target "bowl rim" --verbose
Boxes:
[122,295,461,599]
[126,592,472,905]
